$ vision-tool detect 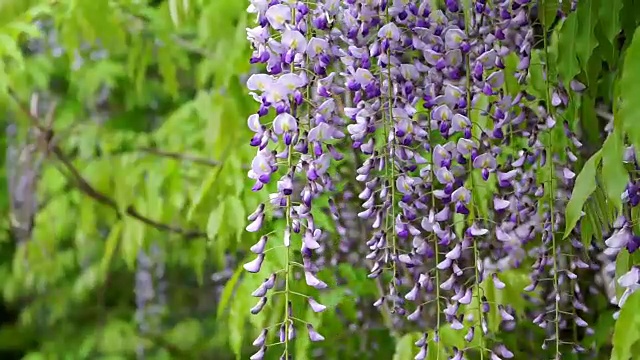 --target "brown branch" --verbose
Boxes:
[12,96,208,240]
